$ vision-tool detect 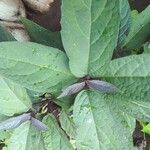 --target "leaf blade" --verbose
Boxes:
[21,17,64,50]
[124,6,150,50]
[73,90,135,150]
[0,26,15,42]
[103,54,150,121]
[103,54,150,102]
[0,42,76,94]
[0,76,32,116]
[117,0,131,47]
[59,109,76,139]
[42,114,74,150]
[8,121,45,150]
[61,0,120,77]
